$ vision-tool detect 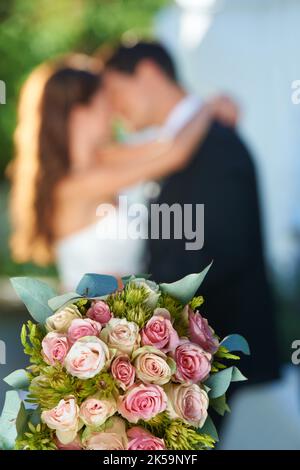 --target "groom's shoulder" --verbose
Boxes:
[203,121,251,160]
